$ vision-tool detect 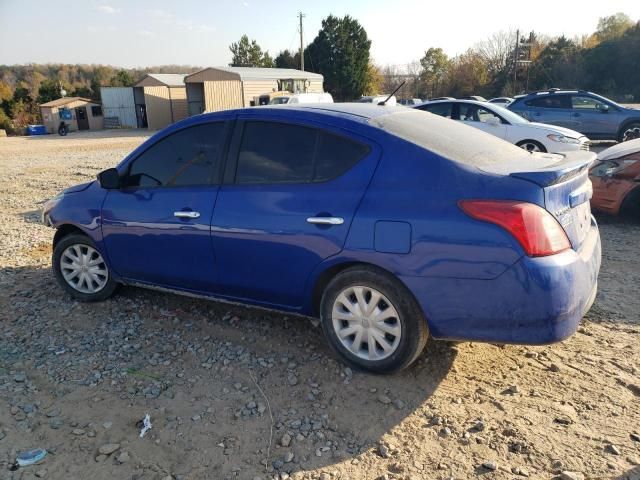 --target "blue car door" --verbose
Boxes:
[569,94,620,138]
[210,117,380,309]
[101,120,230,291]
